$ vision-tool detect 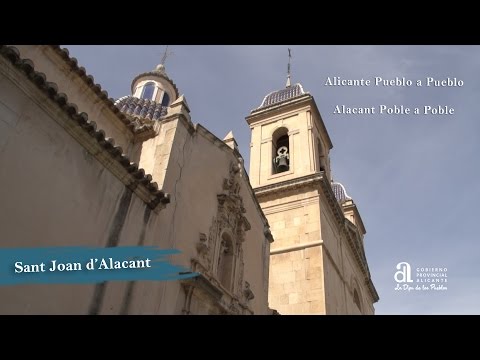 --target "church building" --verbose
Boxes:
[0,45,378,314]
